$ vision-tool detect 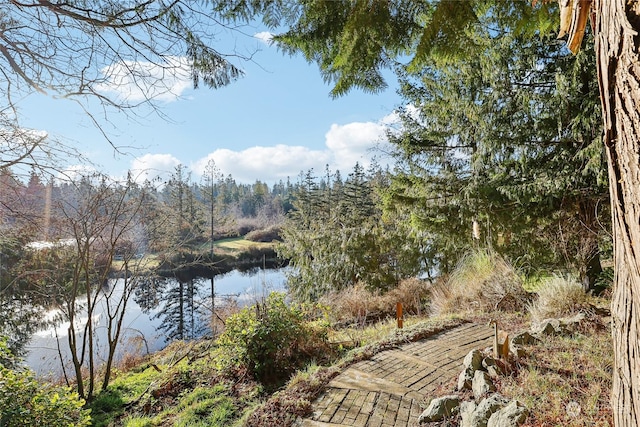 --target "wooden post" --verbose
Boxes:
[397,302,403,329]
[492,321,499,359]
